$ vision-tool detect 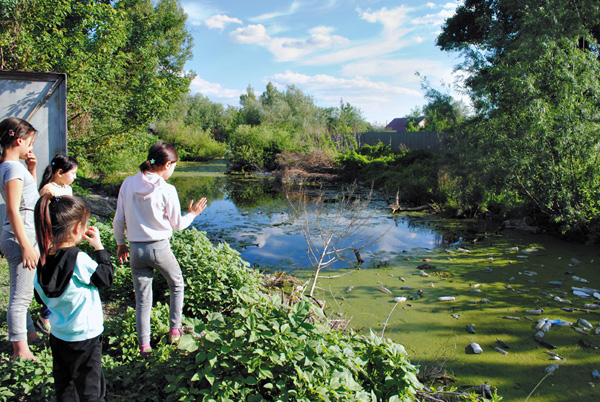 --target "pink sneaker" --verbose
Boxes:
[140,344,152,357]
[169,328,183,344]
